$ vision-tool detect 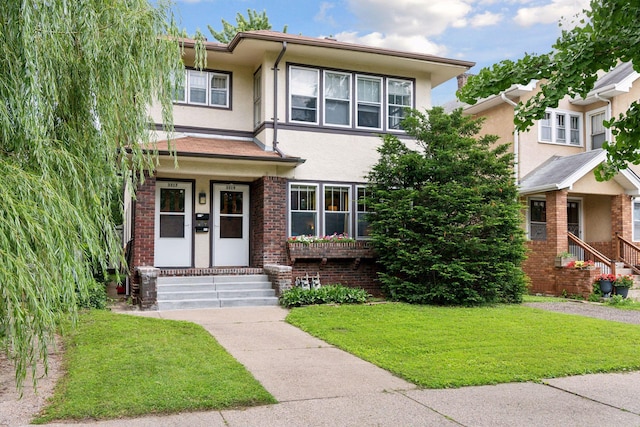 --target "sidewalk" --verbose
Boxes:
[46,306,640,427]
